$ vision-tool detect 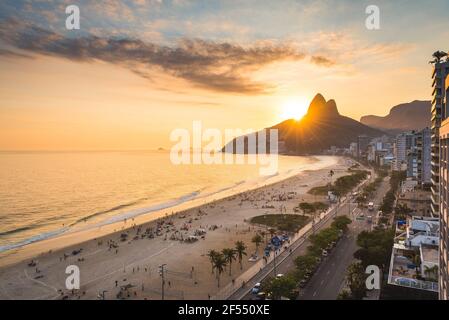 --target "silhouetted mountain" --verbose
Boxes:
[223,93,385,155]
[360,100,431,134]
